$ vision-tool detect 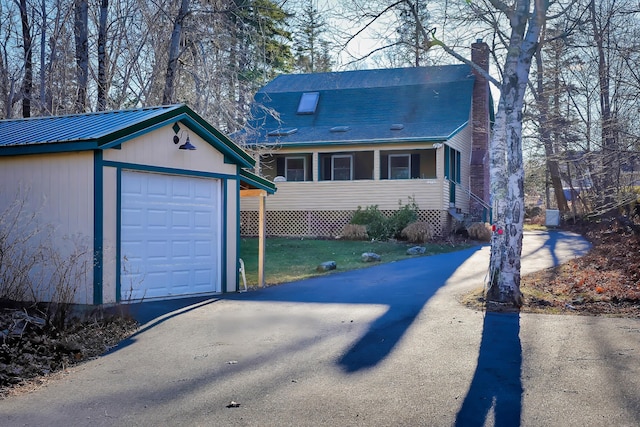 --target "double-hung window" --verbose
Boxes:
[388,154,411,179]
[285,156,306,182]
[331,155,353,180]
